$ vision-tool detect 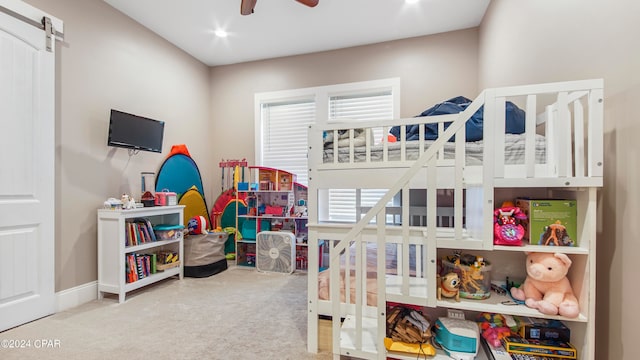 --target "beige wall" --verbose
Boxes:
[23,0,212,291]
[209,28,479,193]
[479,1,640,359]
